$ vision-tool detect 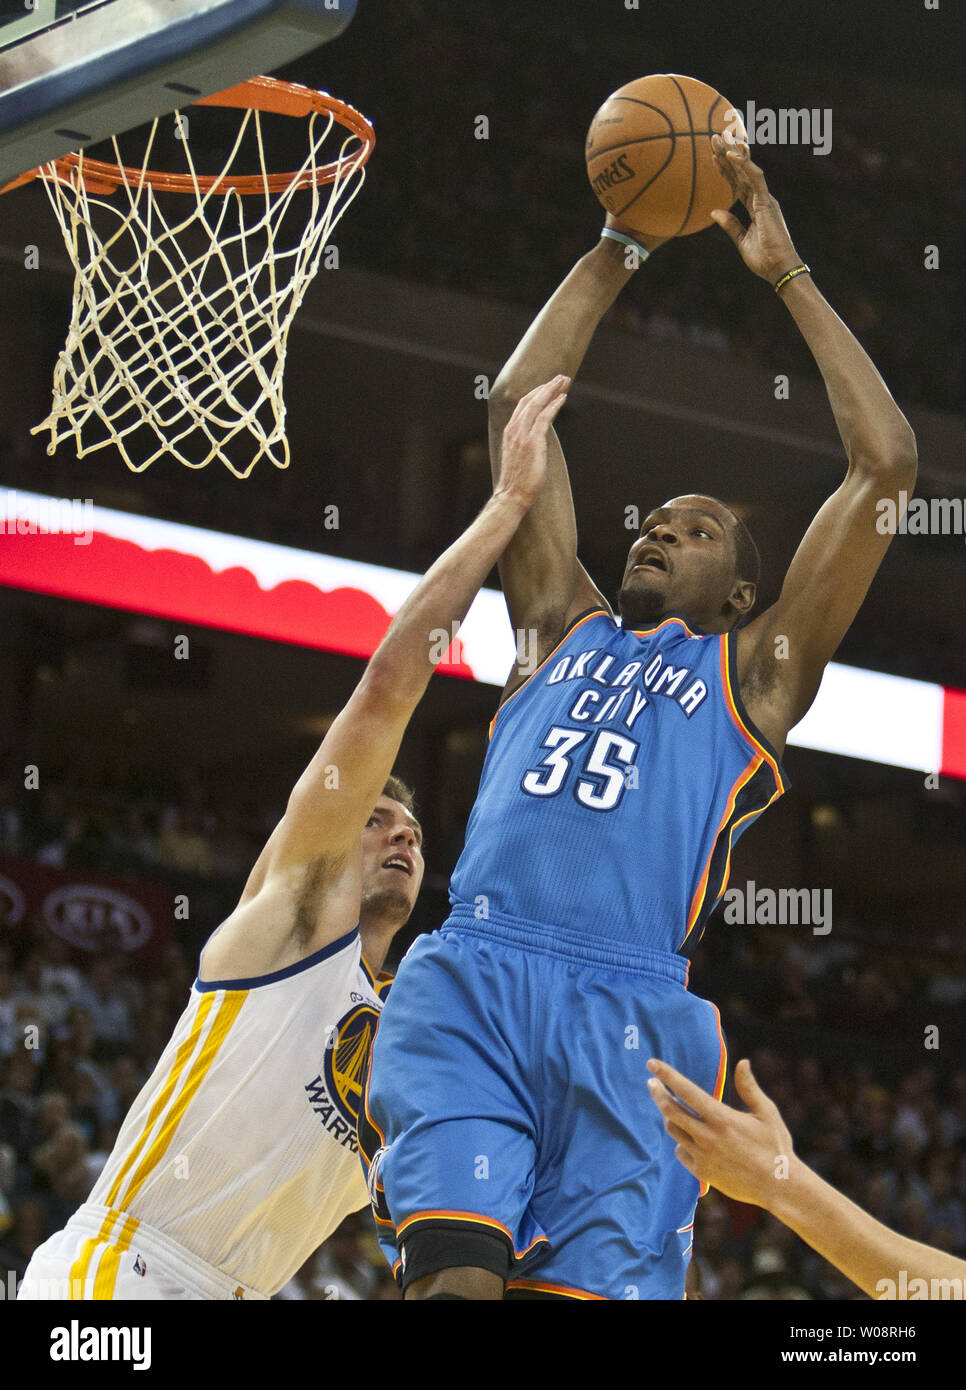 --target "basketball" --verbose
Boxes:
[585,73,742,240]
